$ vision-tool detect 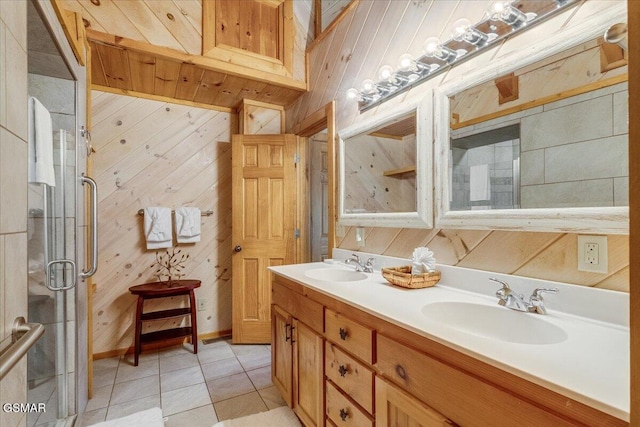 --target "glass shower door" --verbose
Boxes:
[27,129,78,426]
